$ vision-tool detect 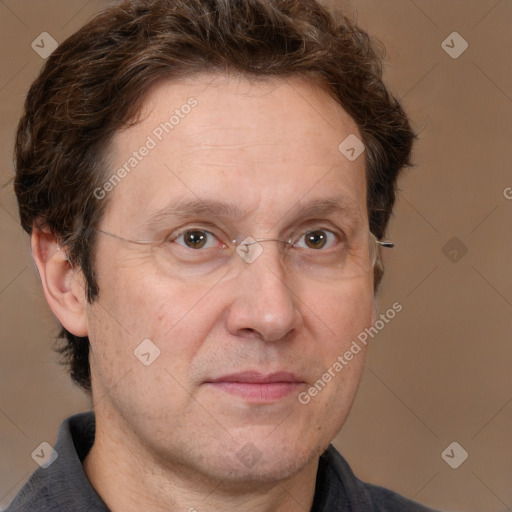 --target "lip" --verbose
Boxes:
[205,371,305,402]
[208,371,303,384]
